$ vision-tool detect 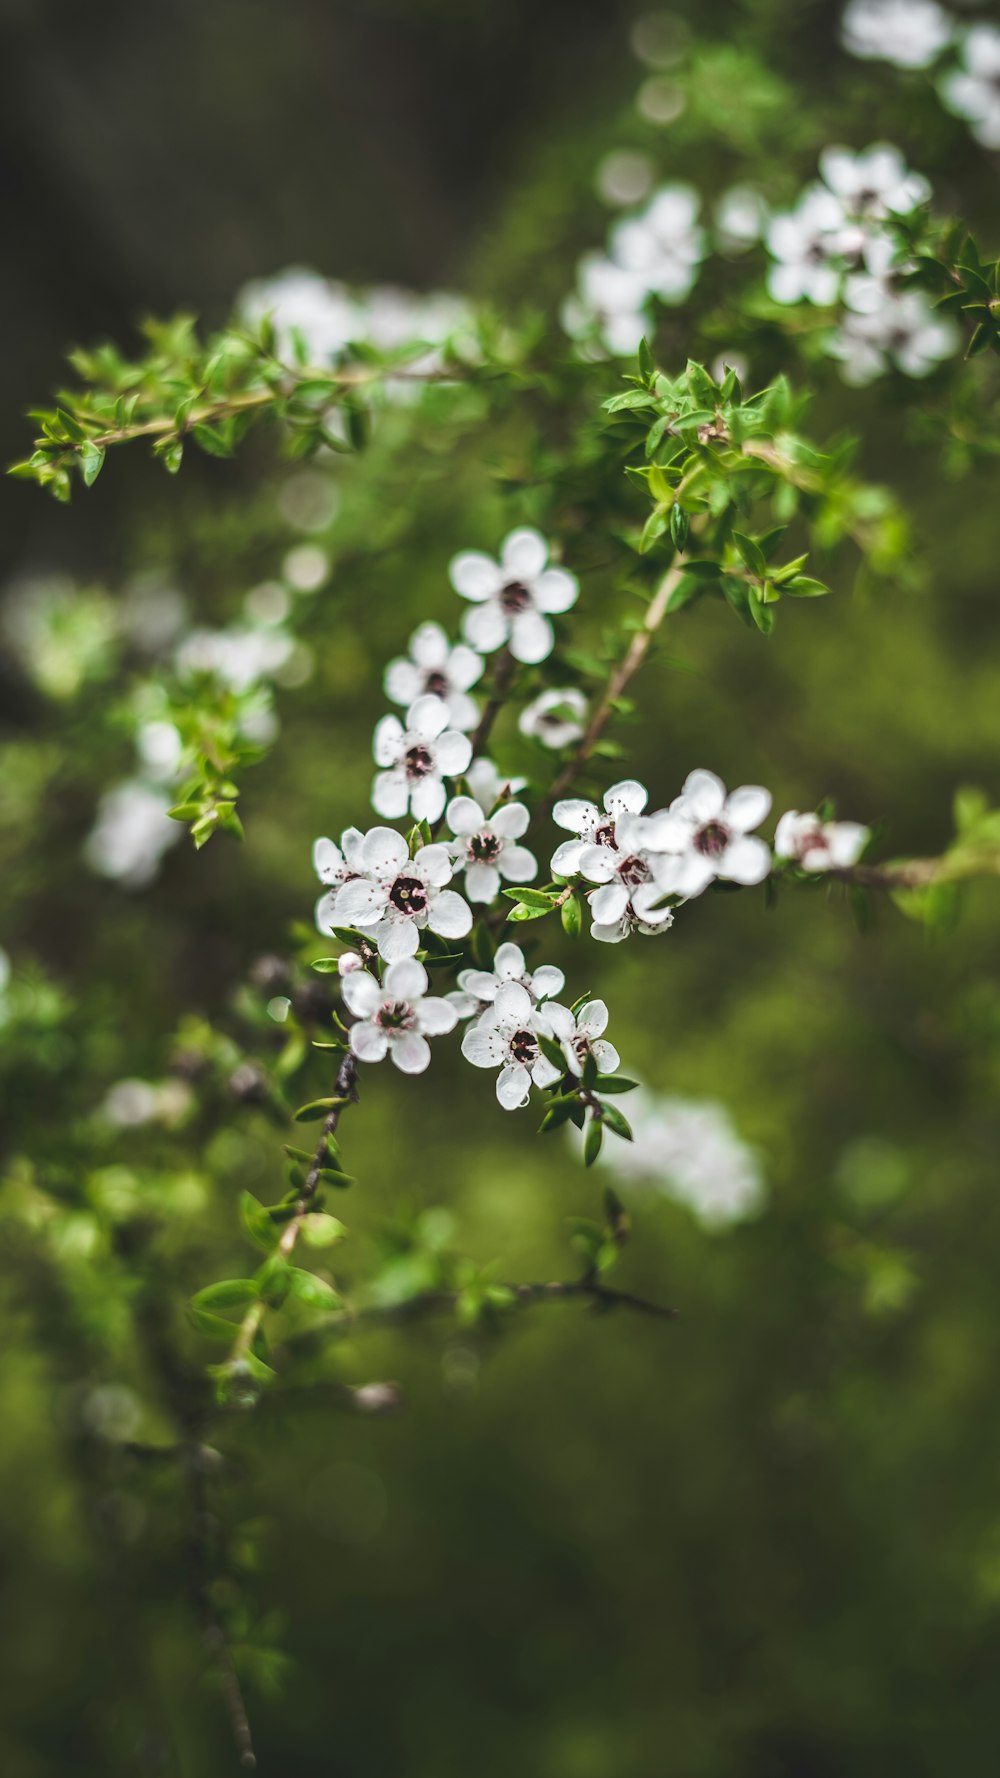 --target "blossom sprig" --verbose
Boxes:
[371,693,473,822]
